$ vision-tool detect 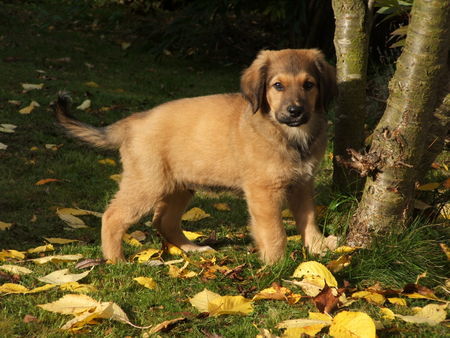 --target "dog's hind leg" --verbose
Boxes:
[101,180,163,263]
[152,190,213,253]
[245,185,287,265]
